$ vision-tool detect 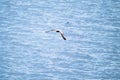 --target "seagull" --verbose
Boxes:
[45,29,66,40]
